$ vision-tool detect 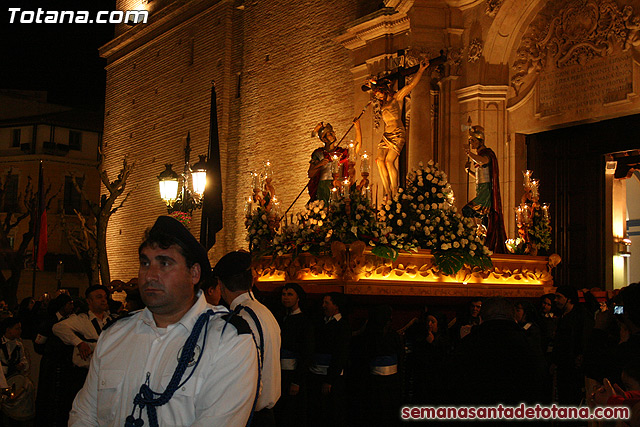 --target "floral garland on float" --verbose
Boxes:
[378,161,493,275]
[245,157,494,276]
[272,191,383,258]
[245,162,281,252]
[248,152,390,259]
[506,170,552,256]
